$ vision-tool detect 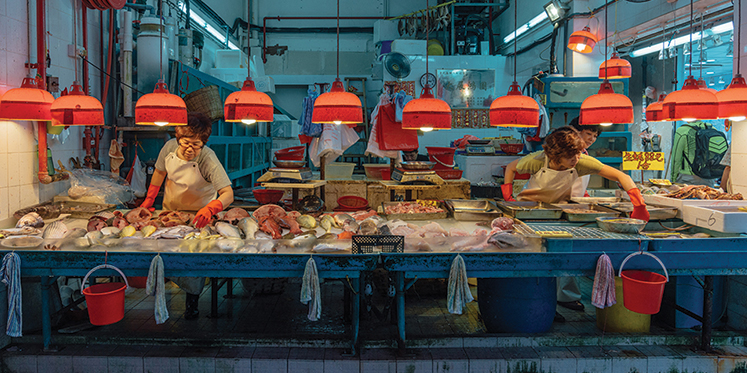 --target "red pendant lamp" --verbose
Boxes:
[661,0,719,123]
[402,0,451,131]
[490,0,539,128]
[568,26,597,54]
[135,0,187,126]
[580,1,633,126]
[312,0,362,127]
[224,0,273,125]
[646,94,668,122]
[0,78,54,121]
[599,52,631,79]
[717,0,747,121]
